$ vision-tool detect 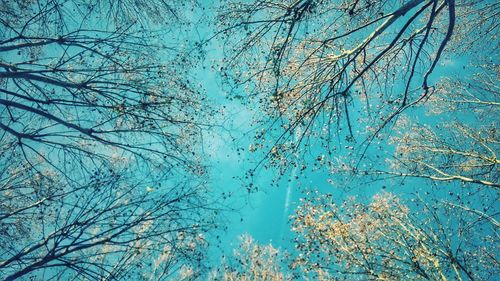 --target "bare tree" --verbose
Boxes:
[291,192,499,280]
[385,121,499,187]
[215,0,498,172]
[356,64,500,188]
[210,234,290,281]
[1,0,218,279]
[0,162,215,280]
[1,0,208,180]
